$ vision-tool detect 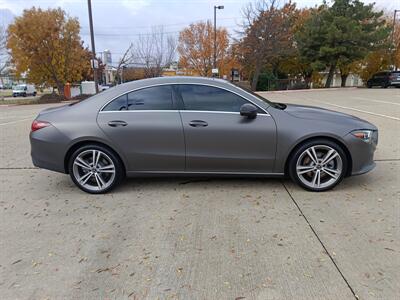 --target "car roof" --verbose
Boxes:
[78,76,272,112]
[97,76,236,98]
